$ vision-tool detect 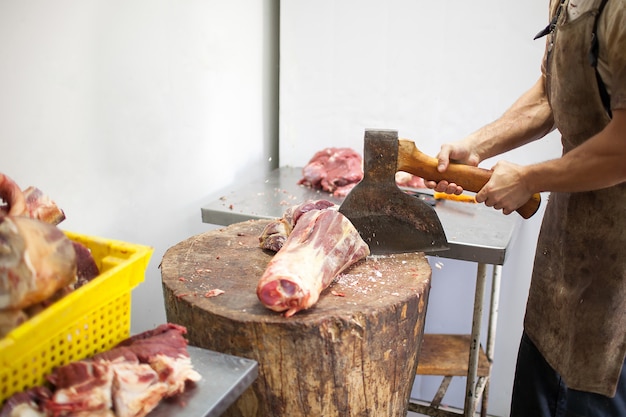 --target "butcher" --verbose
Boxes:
[426,1,626,416]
